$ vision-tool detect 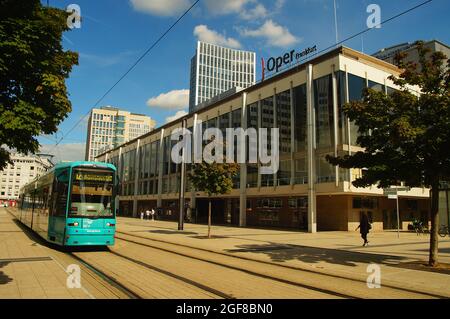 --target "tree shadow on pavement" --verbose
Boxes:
[148,230,199,235]
[225,243,407,267]
[0,261,13,285]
